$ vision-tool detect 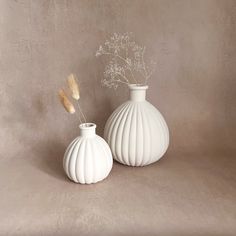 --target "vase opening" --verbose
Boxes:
[128,84,148,102]
[128,84,148,90]
[79,123,96,137]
